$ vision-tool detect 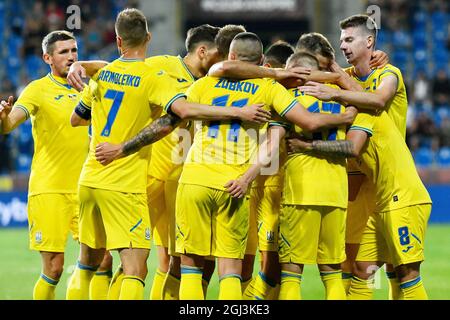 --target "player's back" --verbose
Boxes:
[79,57,165,193]
[346,64,408,138]
[281,86,348,208]
[180,76,296,191]
[356,111,431,212]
